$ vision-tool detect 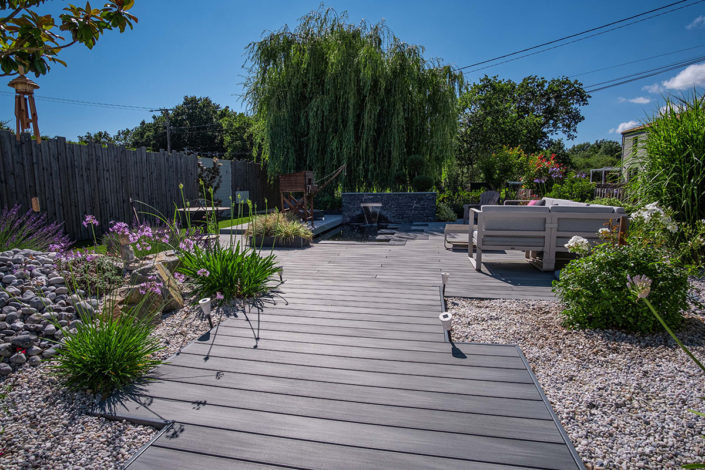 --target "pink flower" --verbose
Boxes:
[173,272,185,283]
[82,215,99,227]
[109,221,130,235]
[86,254,96,262]
[216,292,224,300]
[179,238,195,252]
[197,268,210,277]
